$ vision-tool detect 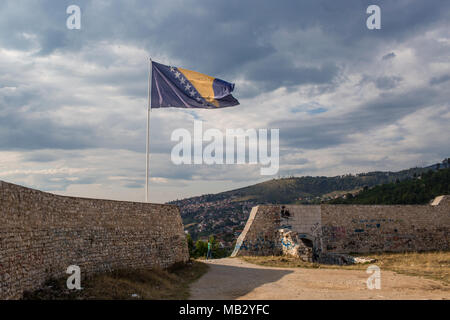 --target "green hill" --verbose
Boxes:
[221,169,420,204]
[328,168,450,205]
[177,163,446,205]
